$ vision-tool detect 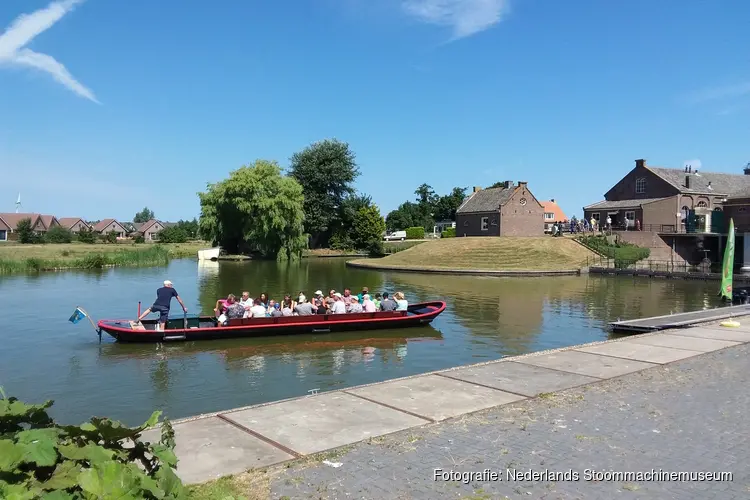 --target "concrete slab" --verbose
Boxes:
[700,321,750,334]
[445,361,600,397]
[141,416,293,484]
[664,326,750,343]
[347,374,525,421]
[577,342,702,364]
[515,350,656,379]
[223,392,426,456]
[626,333,740,353]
